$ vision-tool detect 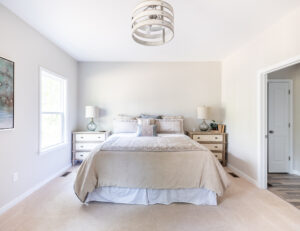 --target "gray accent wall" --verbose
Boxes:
[77,62,222,132]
